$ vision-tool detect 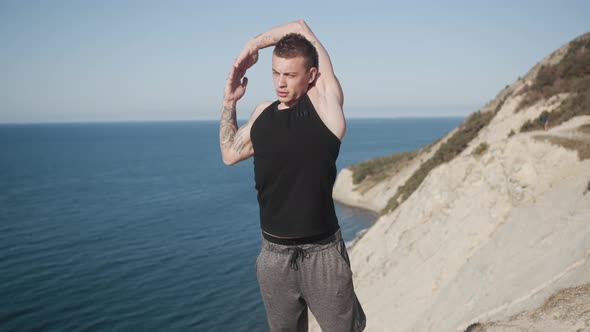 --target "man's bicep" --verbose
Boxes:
[320,76,344,107]
[297,21,343,104]
[221,122,254,165]
[223,102,270,165]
